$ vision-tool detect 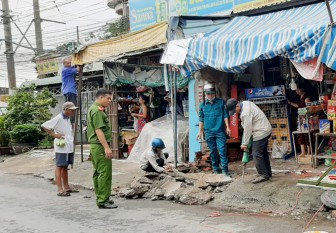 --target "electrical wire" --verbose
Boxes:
[1,0,118,84]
